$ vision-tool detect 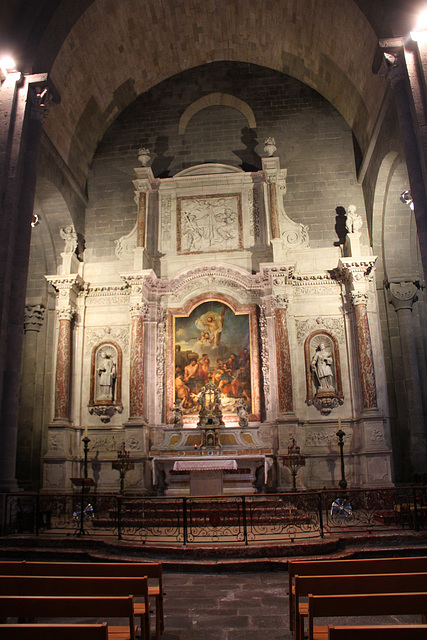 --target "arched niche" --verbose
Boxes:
[304,330,343,415]
[166,293,261,424]
[89,340,123,422]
